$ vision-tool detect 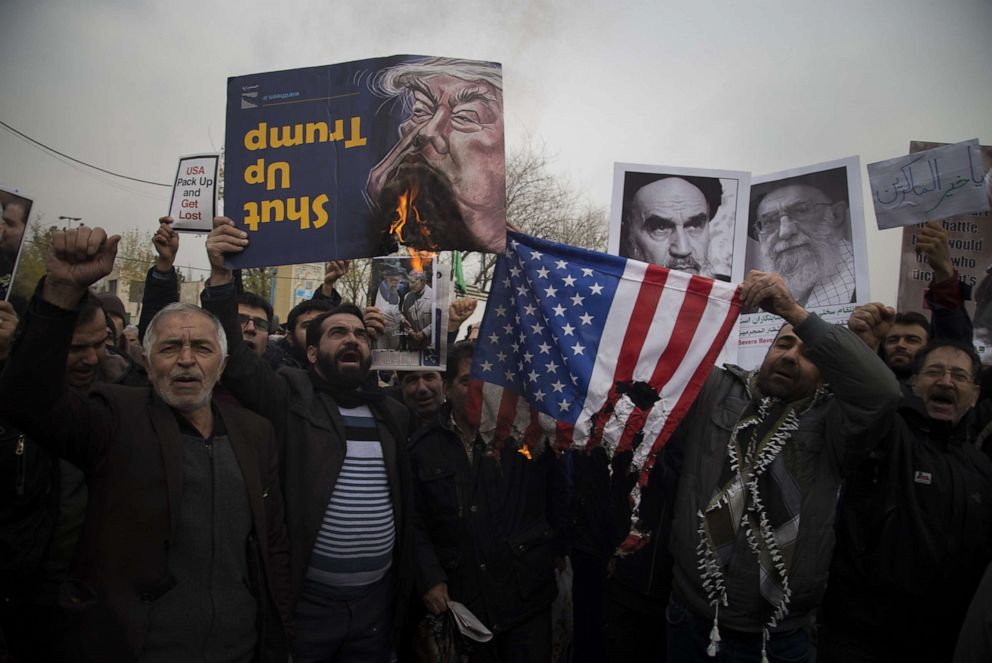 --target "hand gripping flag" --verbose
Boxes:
[466,231,740,551]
